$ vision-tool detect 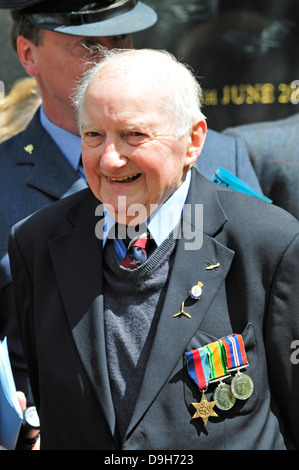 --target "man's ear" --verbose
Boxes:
[16,36,40,77]
[185,119,207,167]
